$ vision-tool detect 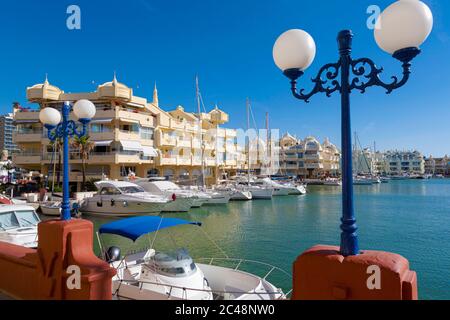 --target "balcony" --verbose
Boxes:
[116,129,140,141]
[13,131,42,143]
[90,131,115,141]
[304,153,322,160]
[116,152,142,163]
[304,163,324,169]
[89,152,116,163]
[13,153,41,165]
[177,158,192,166]
[158,156,177,166]
[13,110,40,121]
[95,108,116,119]
[185,122,200,132]
[169,119,185,130]
[177,139,192,148]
